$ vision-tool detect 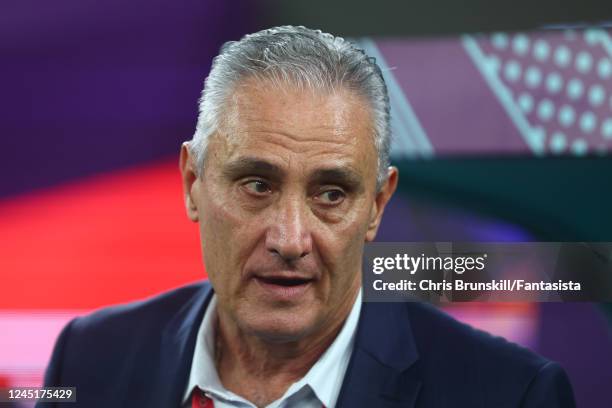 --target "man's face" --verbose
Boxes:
[181,78,397,342]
